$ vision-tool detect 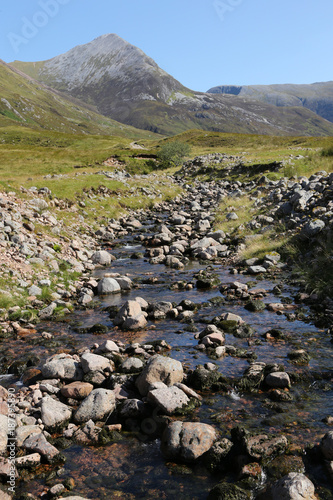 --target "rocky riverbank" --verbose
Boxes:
[0,158,332,499]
